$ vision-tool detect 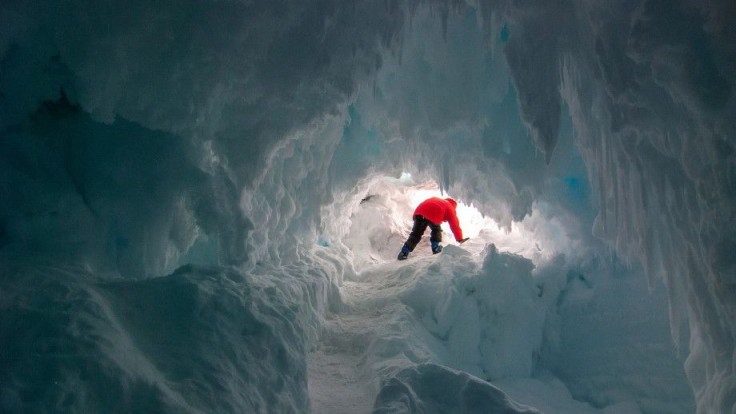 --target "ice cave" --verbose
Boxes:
[1,0,734,413]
